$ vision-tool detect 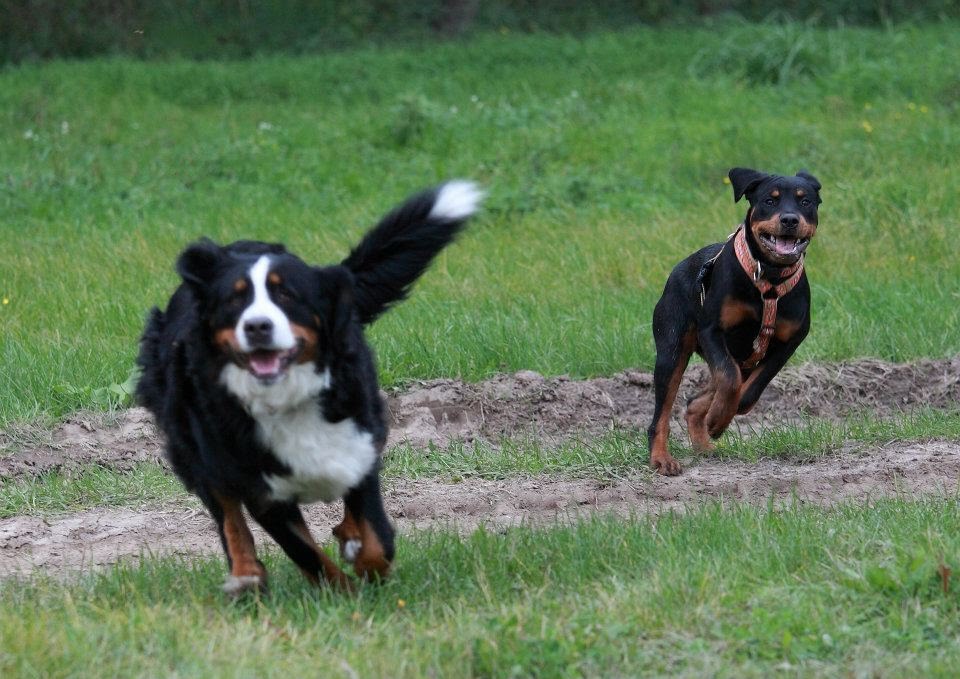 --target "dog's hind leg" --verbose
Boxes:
[339,472,395,581]
[648,299,697,476]
[247,501,352,591]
